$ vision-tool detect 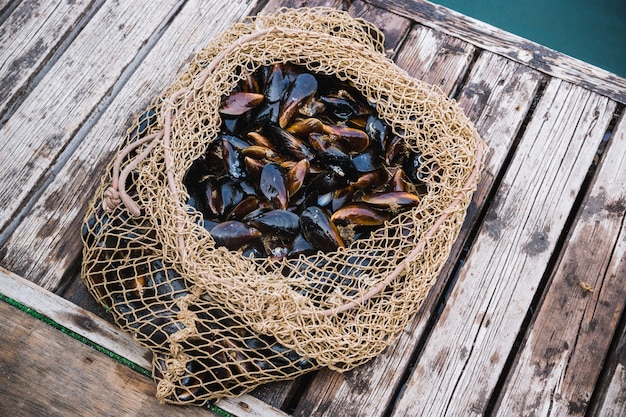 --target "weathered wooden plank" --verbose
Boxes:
[594,326,626,417]
[293,43,543,417]
[390,81,617,417]
[494,114,626,416]
[393,23,475,94]
[0,0,257,291]
[0,265,292,417]
[0,299,220,416]
[364,0,626,104]
[0,0,181,233]
[347,0,411,56]
[0,0,97,116]
[0,266,151,366]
